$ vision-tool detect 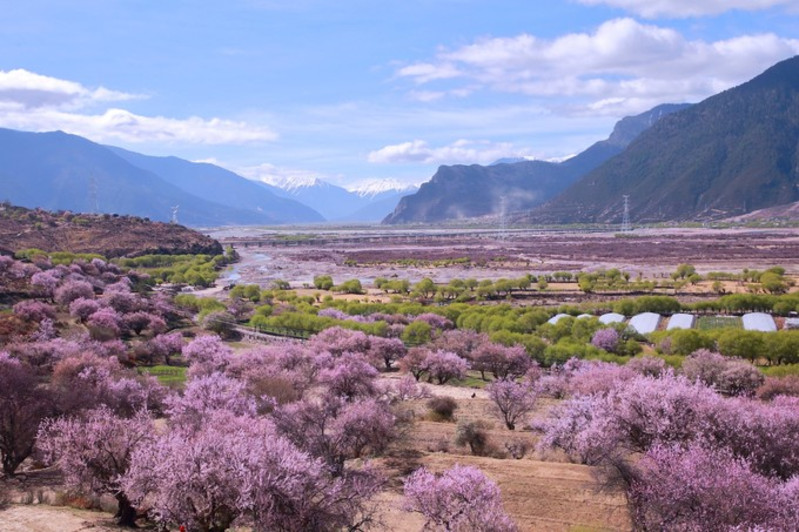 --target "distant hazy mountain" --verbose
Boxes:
[261,176,417,222]
[0,128,324,227]
[525,56,799,224]
[107,147,323,224]
[489,157,531,166]
[383,103,689,224]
